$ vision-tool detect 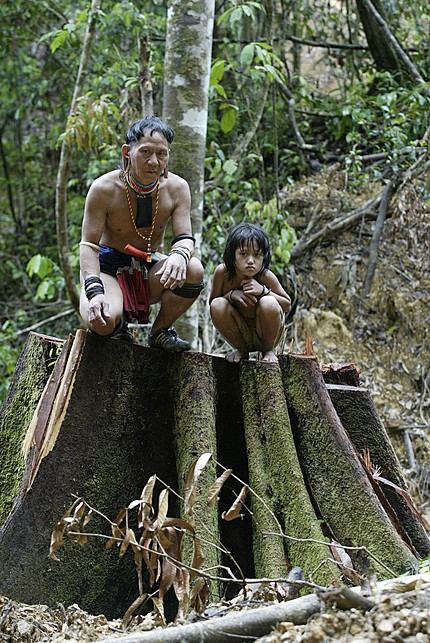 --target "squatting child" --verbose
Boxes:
[210,222,291,363]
